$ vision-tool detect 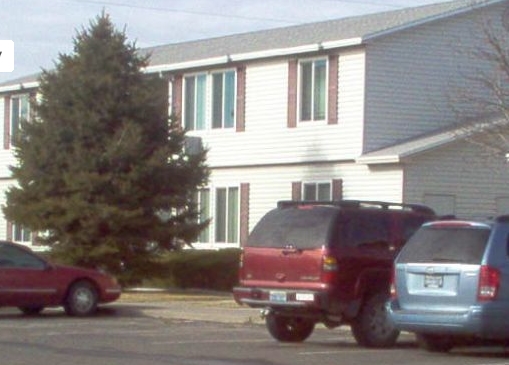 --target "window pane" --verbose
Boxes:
[195,75,207,130]
[198,189,210,242]
[212,73,223,129]
[224,71,235,128]
[314,60,326,120]
[20,95,29,120]
[215,188,227,242]
[184,76,195,130]
[227,187,239,243]
[303,183,317,200]
[317,183,331,200]
[300,62,312,121]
